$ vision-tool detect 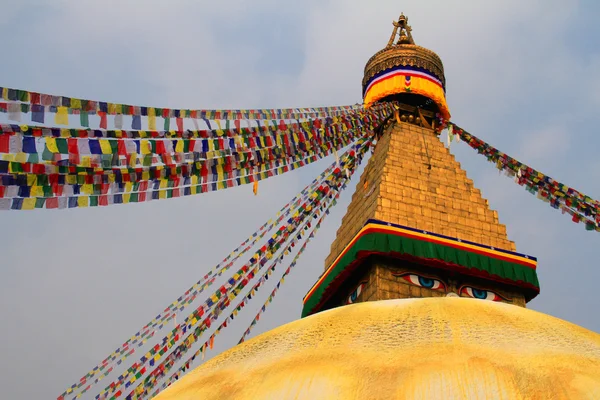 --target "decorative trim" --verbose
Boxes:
[301,219,539,317]
[363,45,446,88]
